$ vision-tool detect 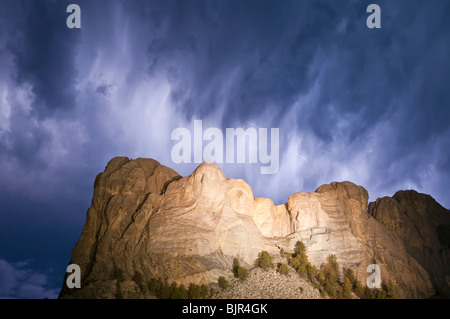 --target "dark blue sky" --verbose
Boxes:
[0,0,449,298]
